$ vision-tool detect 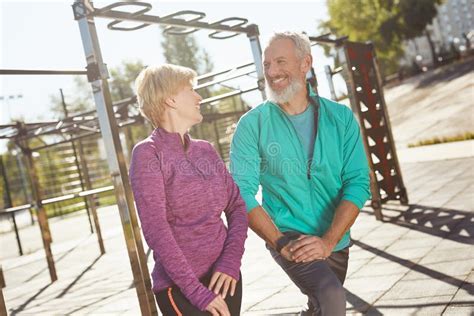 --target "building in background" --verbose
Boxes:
[401,0,474,69]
